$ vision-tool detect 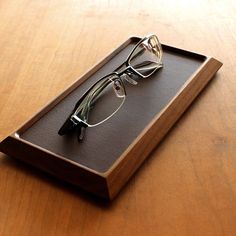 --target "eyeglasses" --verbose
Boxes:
[58,34,163,141]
